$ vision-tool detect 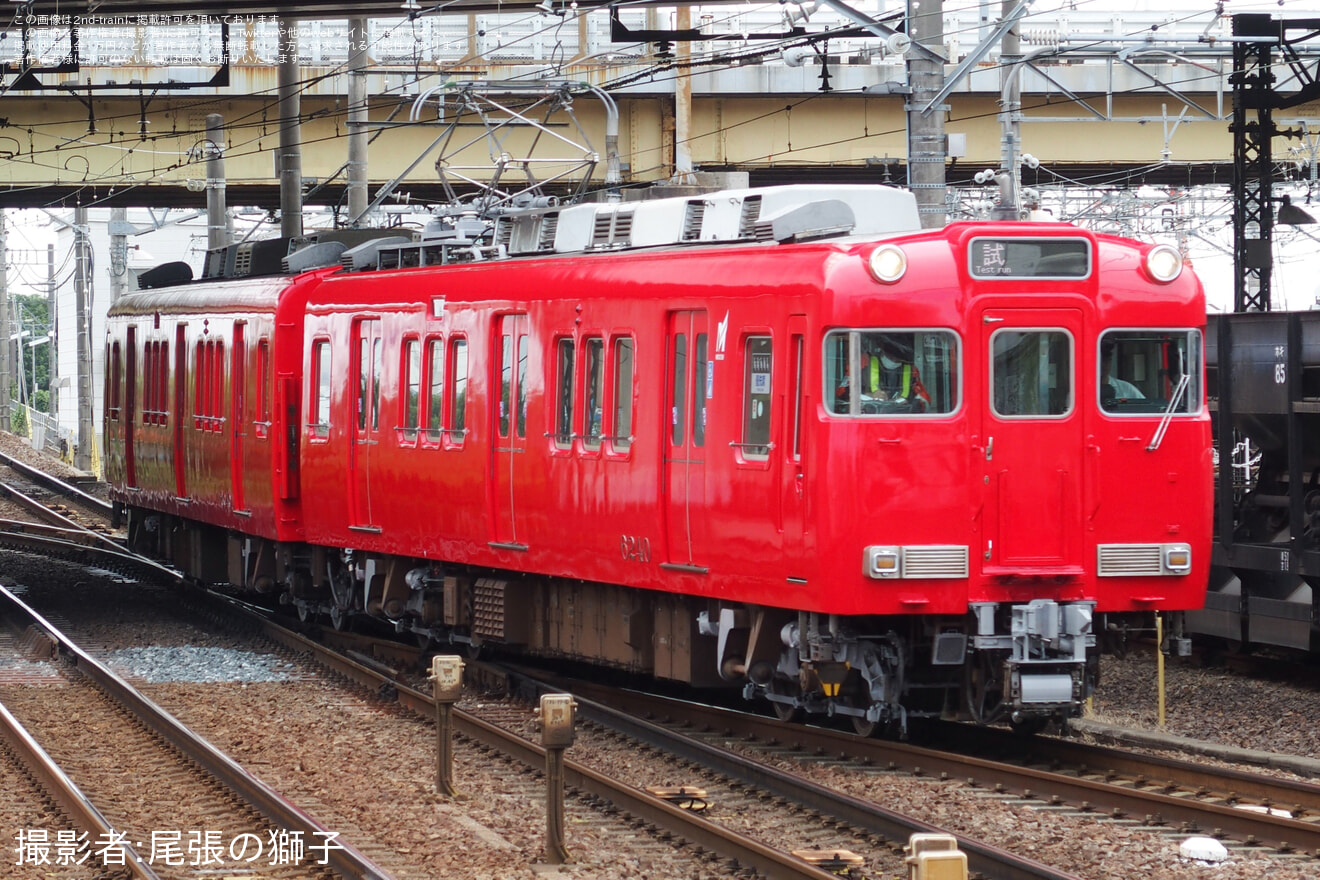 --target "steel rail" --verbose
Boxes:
[0,700,162,880]
[207,595,850,880]
[0,449,114,518]
[563,681,1320,858]
[0,584,396,880]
